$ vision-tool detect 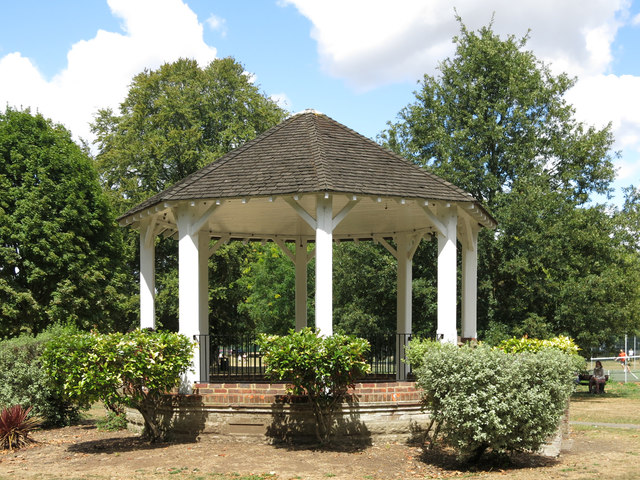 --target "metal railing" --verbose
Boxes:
[194,333,413,383]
